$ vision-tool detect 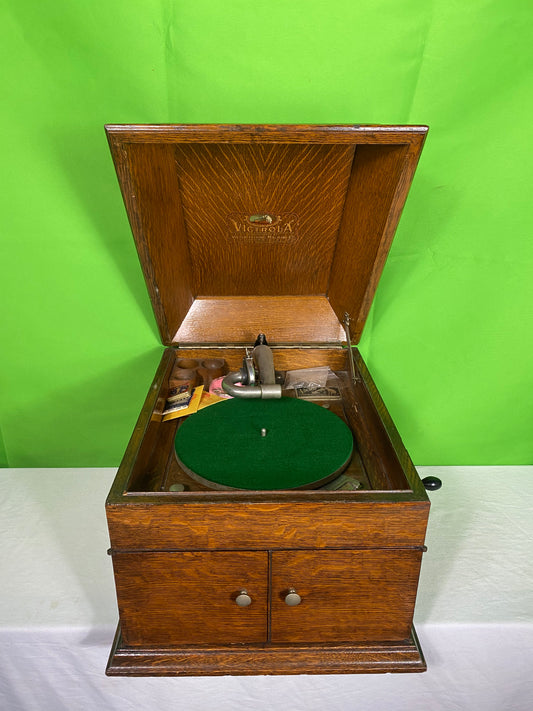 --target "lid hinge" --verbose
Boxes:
[343,313,359,384]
